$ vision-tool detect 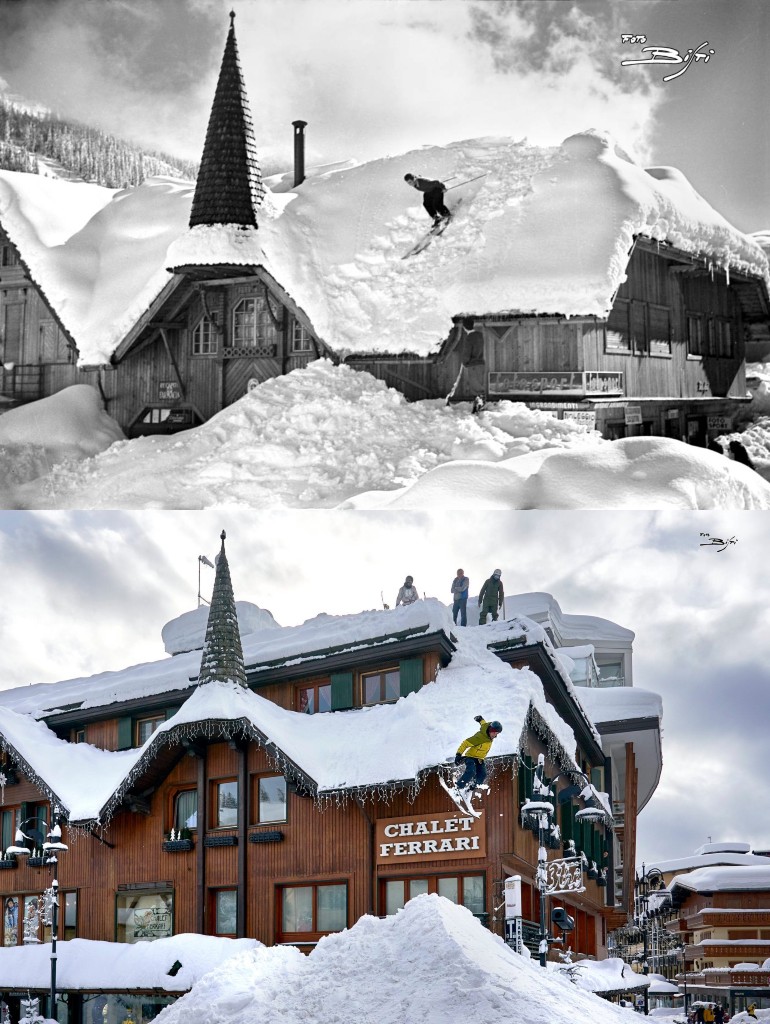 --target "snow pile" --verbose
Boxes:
[152,895,632,1024]
[552,956,648,995]
[6,362,605,509]
[0,384,124,492]
[344,434,770,510]
[2,130,767,364]
[162,601,281,655]
[672,864,770,892]
[720,416,770,483]
[0,934,258,992]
